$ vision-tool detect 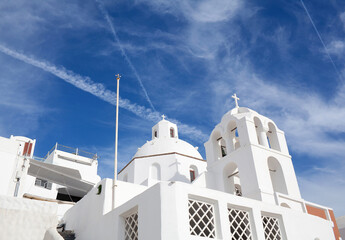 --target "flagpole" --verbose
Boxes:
[113,73,121,209]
